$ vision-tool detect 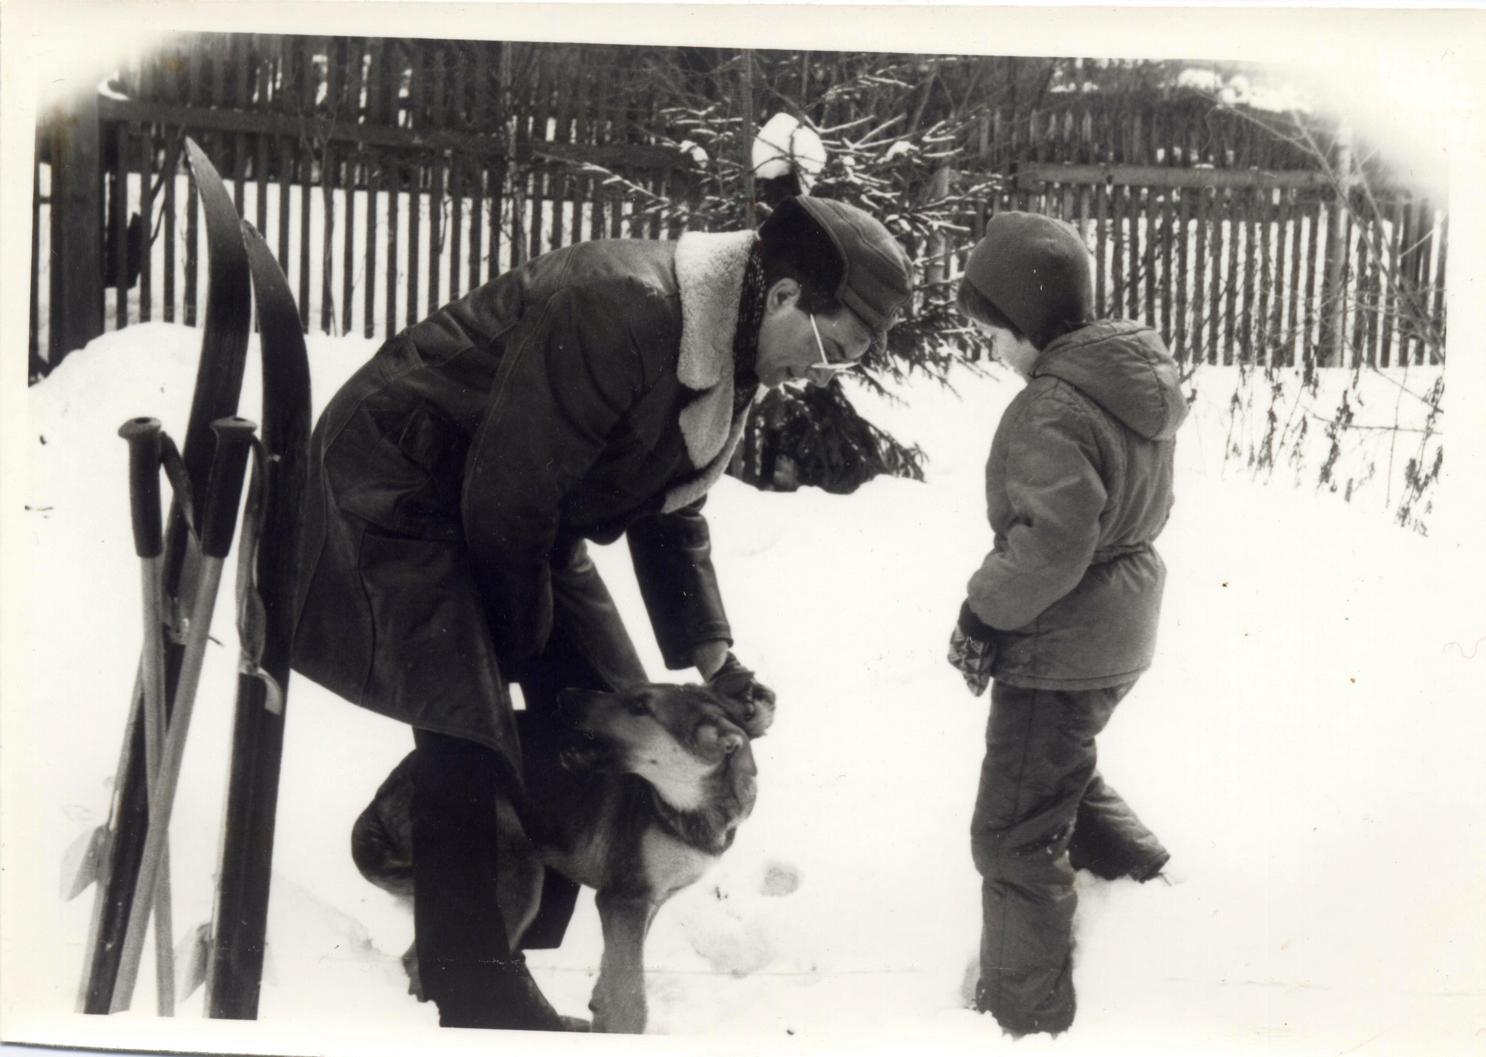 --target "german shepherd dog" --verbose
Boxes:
[350,682,767,1033]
